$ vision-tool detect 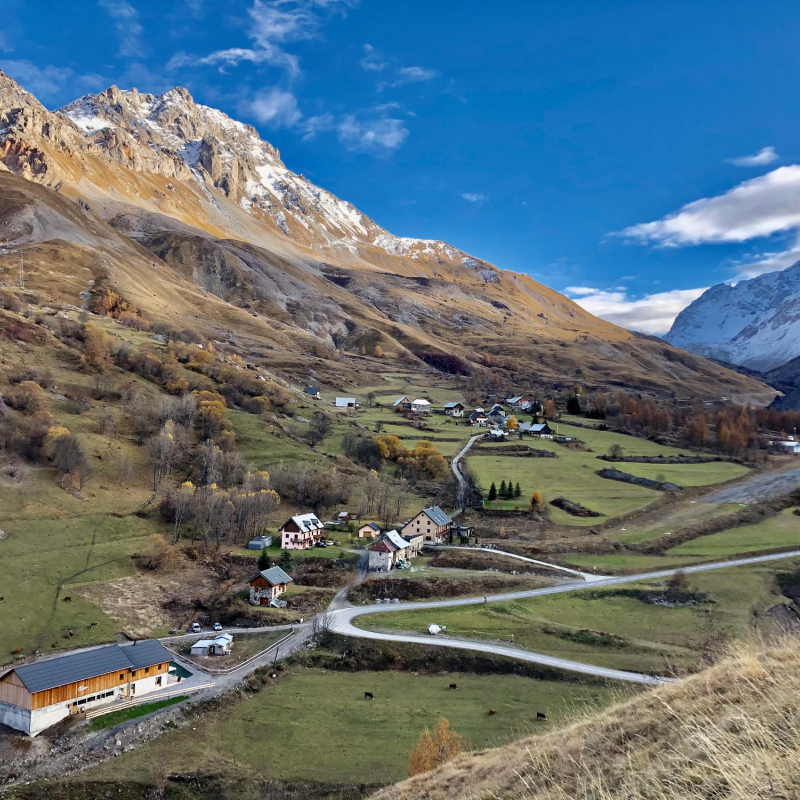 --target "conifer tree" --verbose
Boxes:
[499,479,507,497]
[488,482,497,501]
